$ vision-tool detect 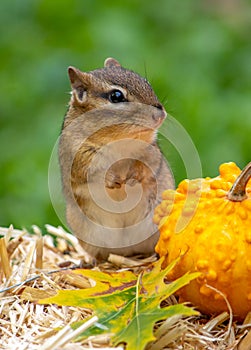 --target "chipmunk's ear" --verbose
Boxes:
[68,66,91,103]
[104,58,121,68]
